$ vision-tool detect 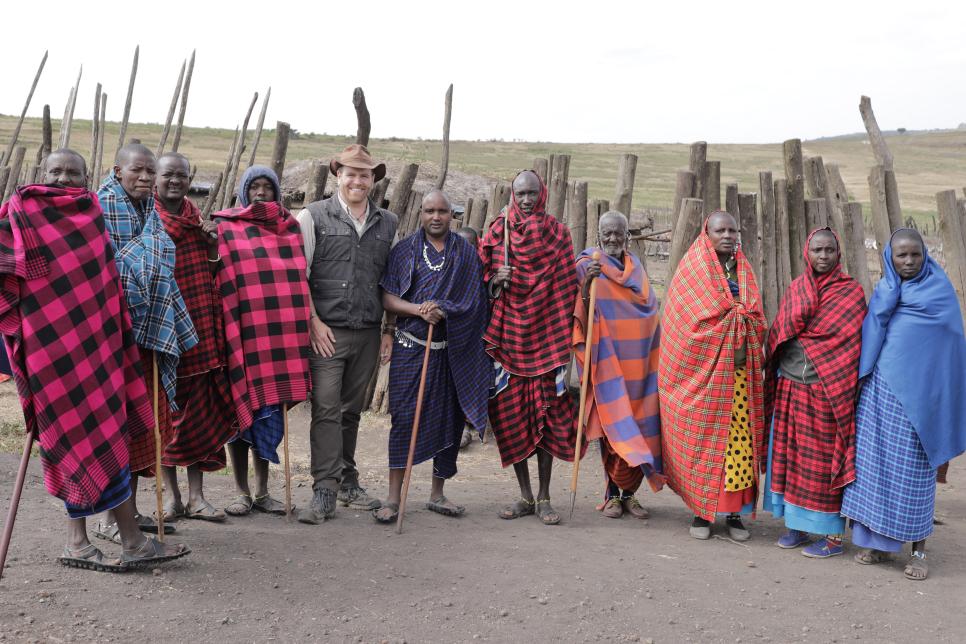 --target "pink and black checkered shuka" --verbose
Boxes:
[214,202,311,430]
[0,185,153,507]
